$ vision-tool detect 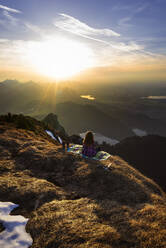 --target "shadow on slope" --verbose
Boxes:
[101,135,166,192]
